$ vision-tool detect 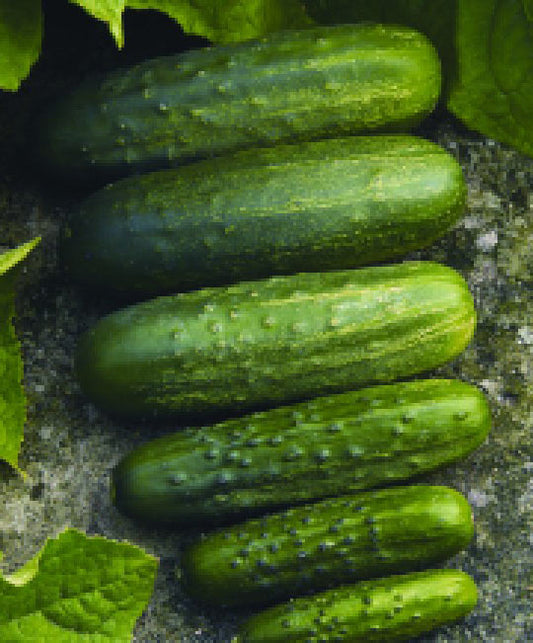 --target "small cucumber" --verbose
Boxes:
[236,569,478,642]
[111,378,490,525]
[62,135,466,296]
[76,261,476,421]
[36,24,441,181]
[182,485,474,607]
